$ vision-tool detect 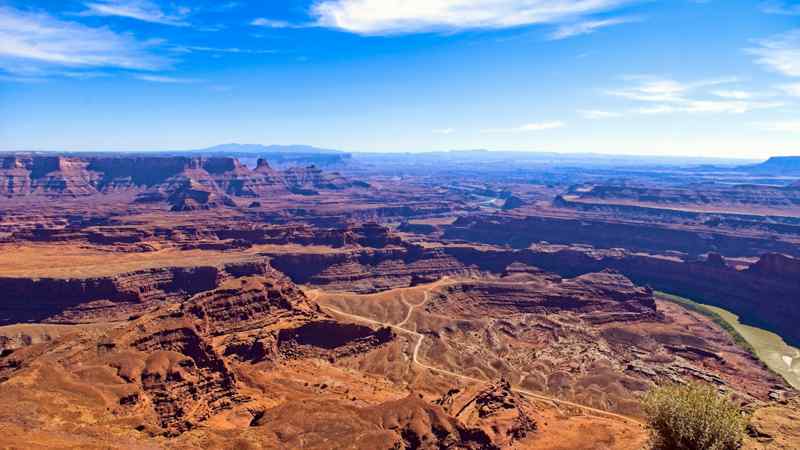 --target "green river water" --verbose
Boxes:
[700,304,800,390]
